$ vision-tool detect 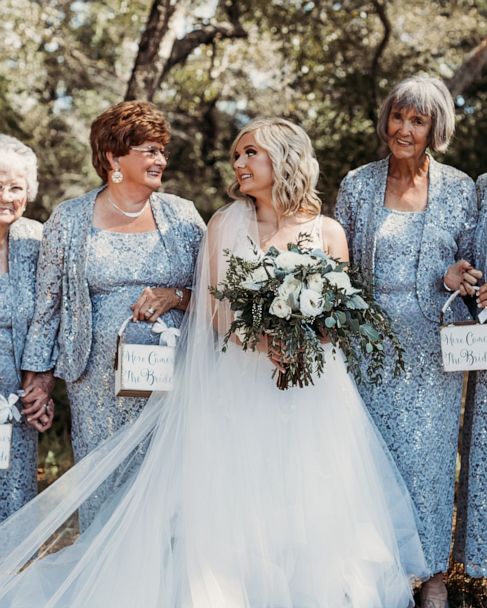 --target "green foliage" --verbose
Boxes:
[210,238,404,389]
[0,0,485,220]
